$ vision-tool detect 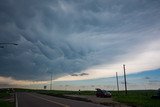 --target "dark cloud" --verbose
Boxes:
[71,73,89,76]
[0,0,160,81]
[71,74,79,76]
[79,73,89,76]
